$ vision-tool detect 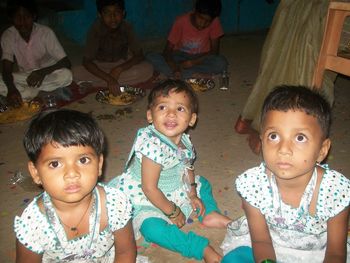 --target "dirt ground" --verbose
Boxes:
[0,32,349,262]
